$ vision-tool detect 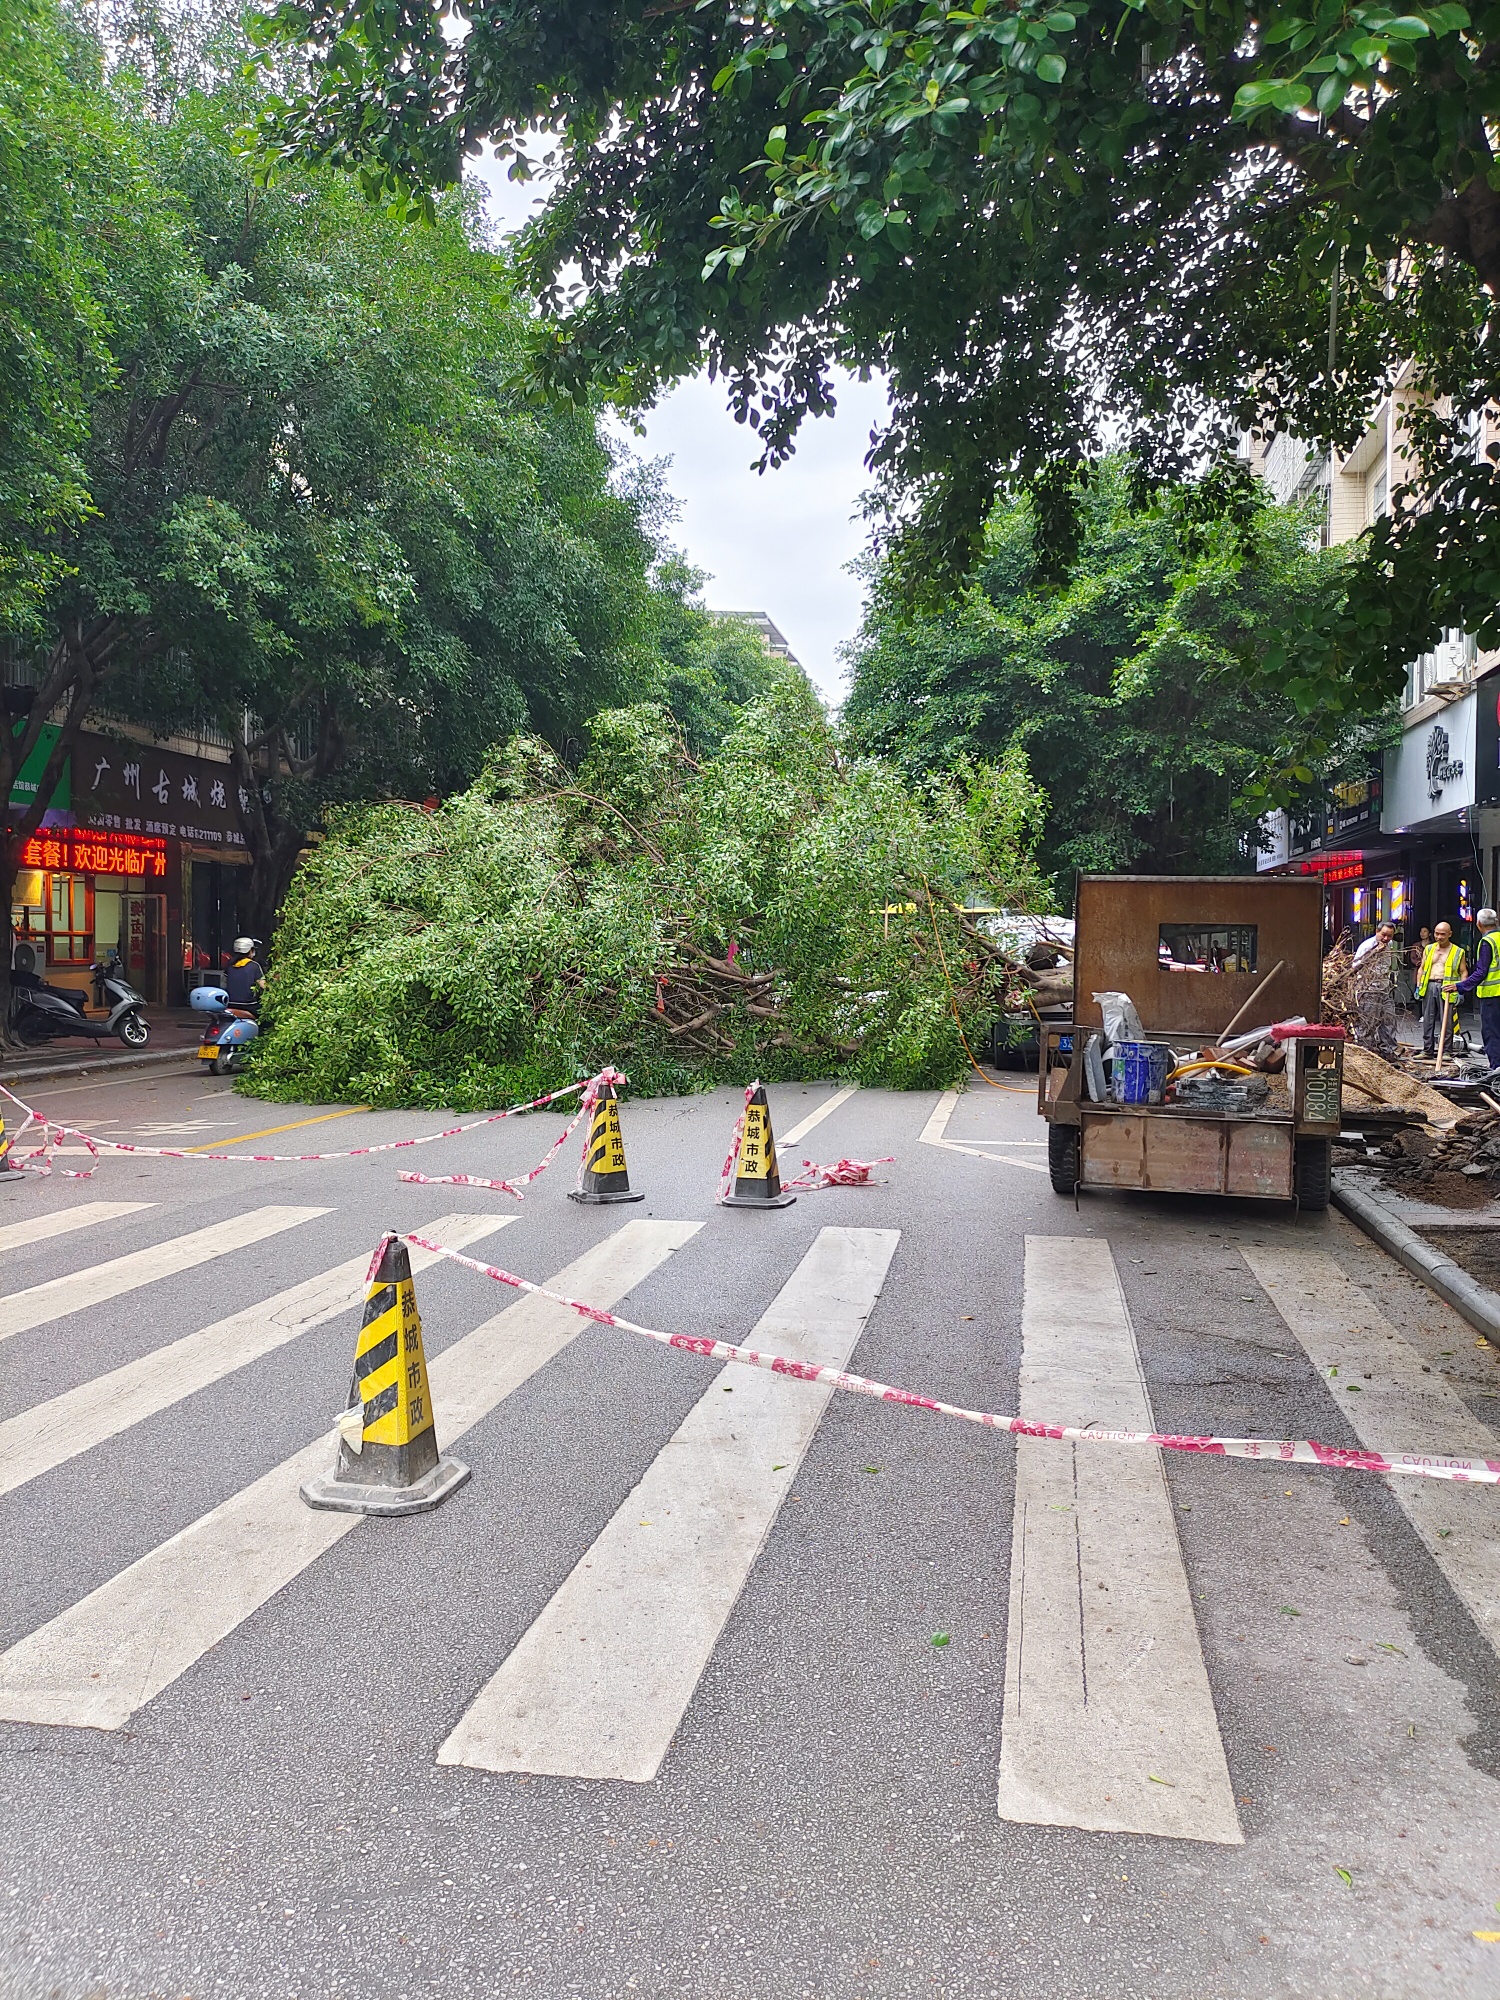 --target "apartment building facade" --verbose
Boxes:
[1253,366,1499,950]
